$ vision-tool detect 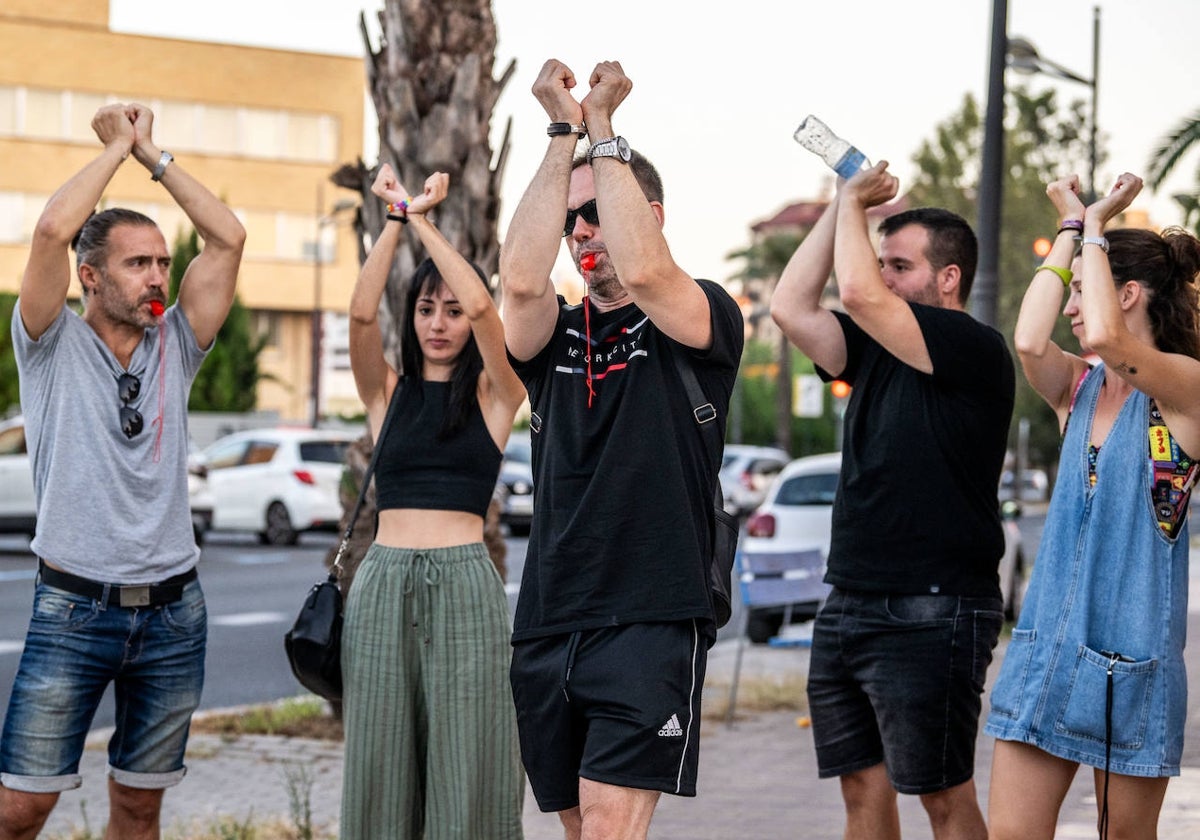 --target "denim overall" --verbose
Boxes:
[985,365,1190,776]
